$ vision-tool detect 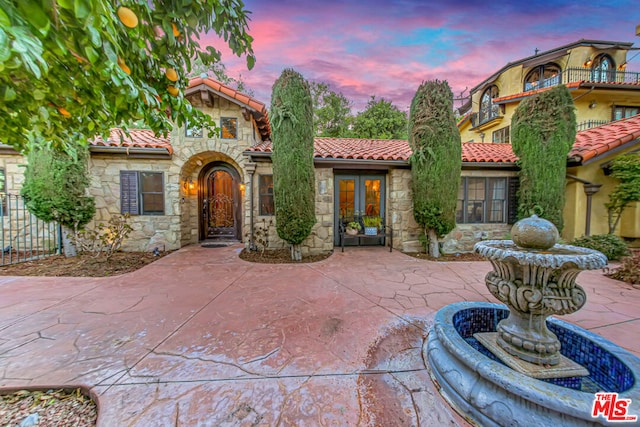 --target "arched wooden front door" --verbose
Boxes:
[199,163,241,240]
